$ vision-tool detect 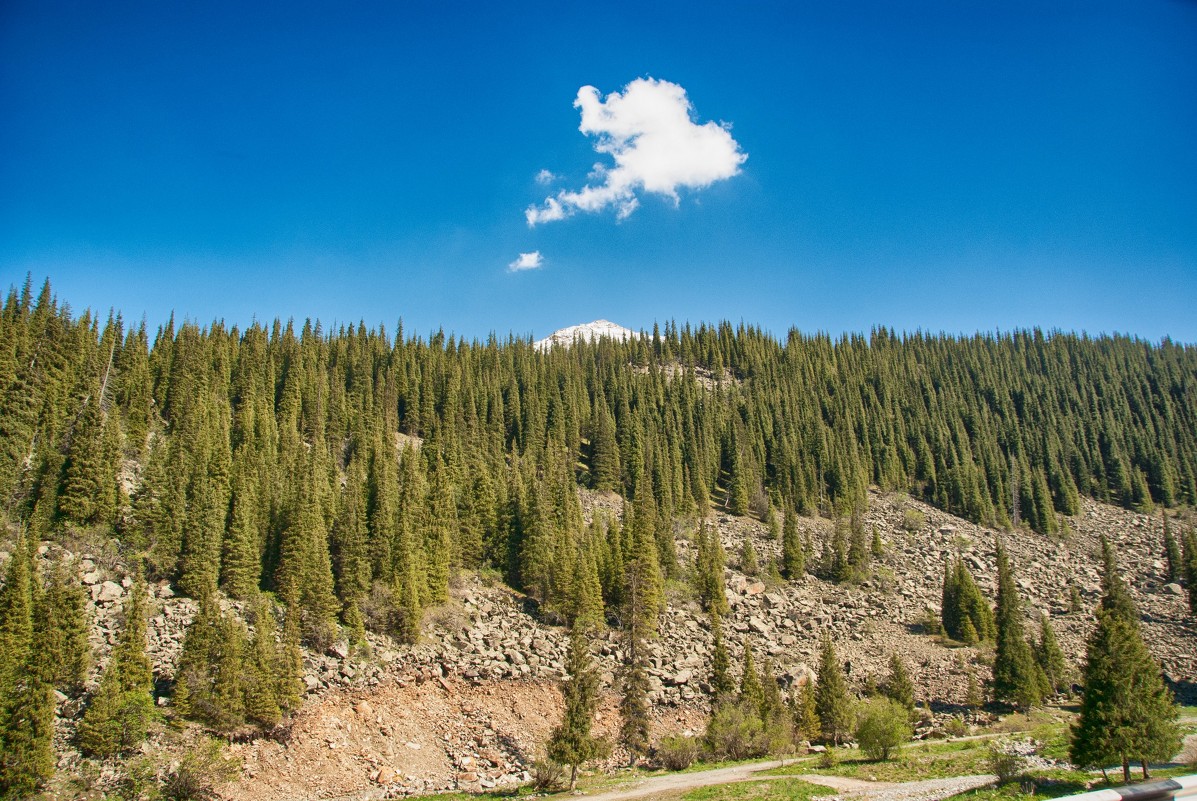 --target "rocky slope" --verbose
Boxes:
[11,491,1195,800]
